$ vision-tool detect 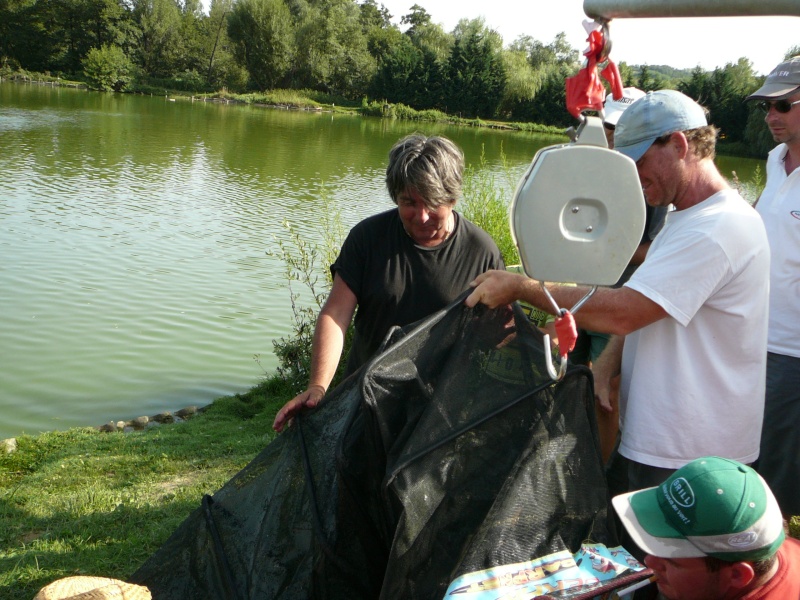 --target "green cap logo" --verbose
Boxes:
[668,478,695,509]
